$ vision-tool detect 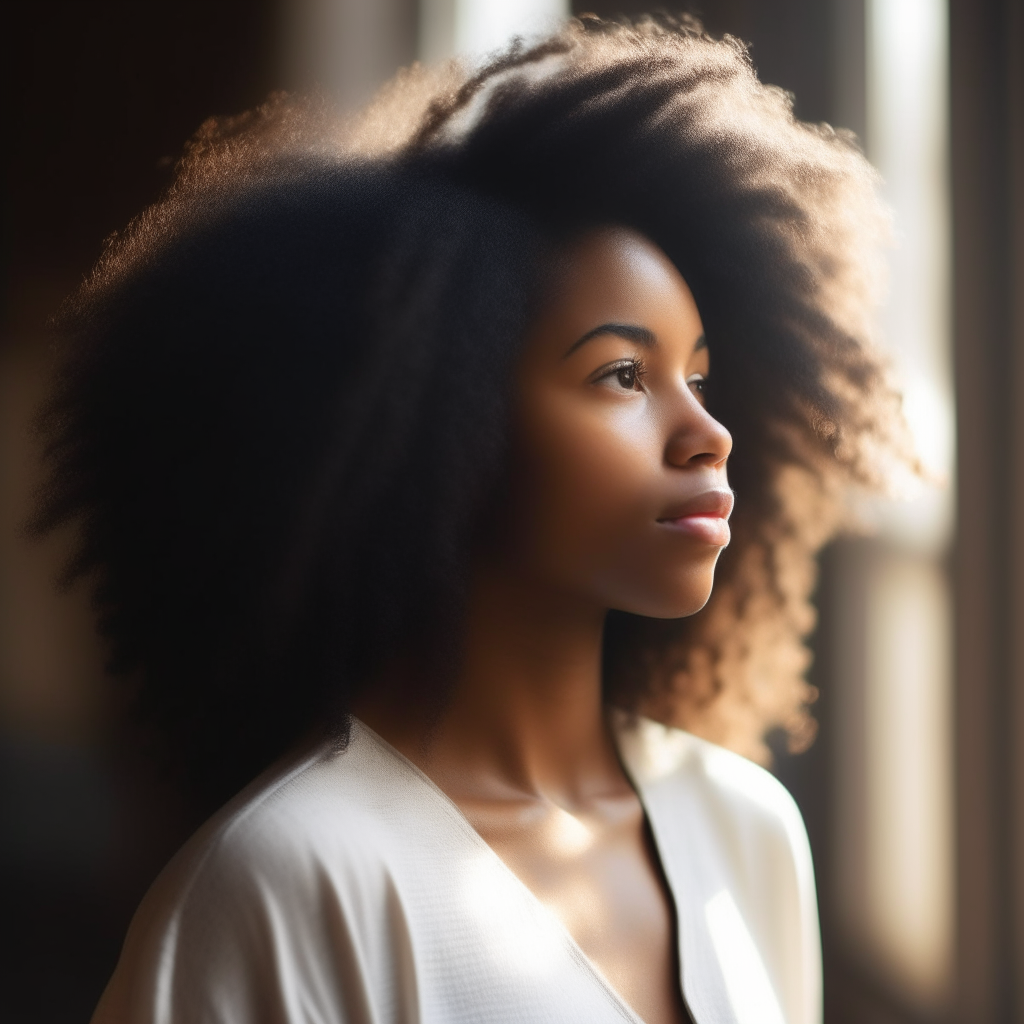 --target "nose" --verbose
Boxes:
[664,397,732,470]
